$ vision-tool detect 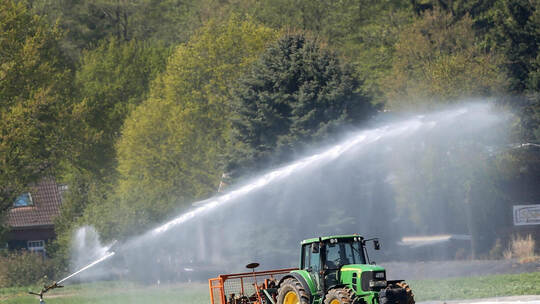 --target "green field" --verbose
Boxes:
[2,272,539,304]
[0,281,209,304]
[409,272,540,301]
